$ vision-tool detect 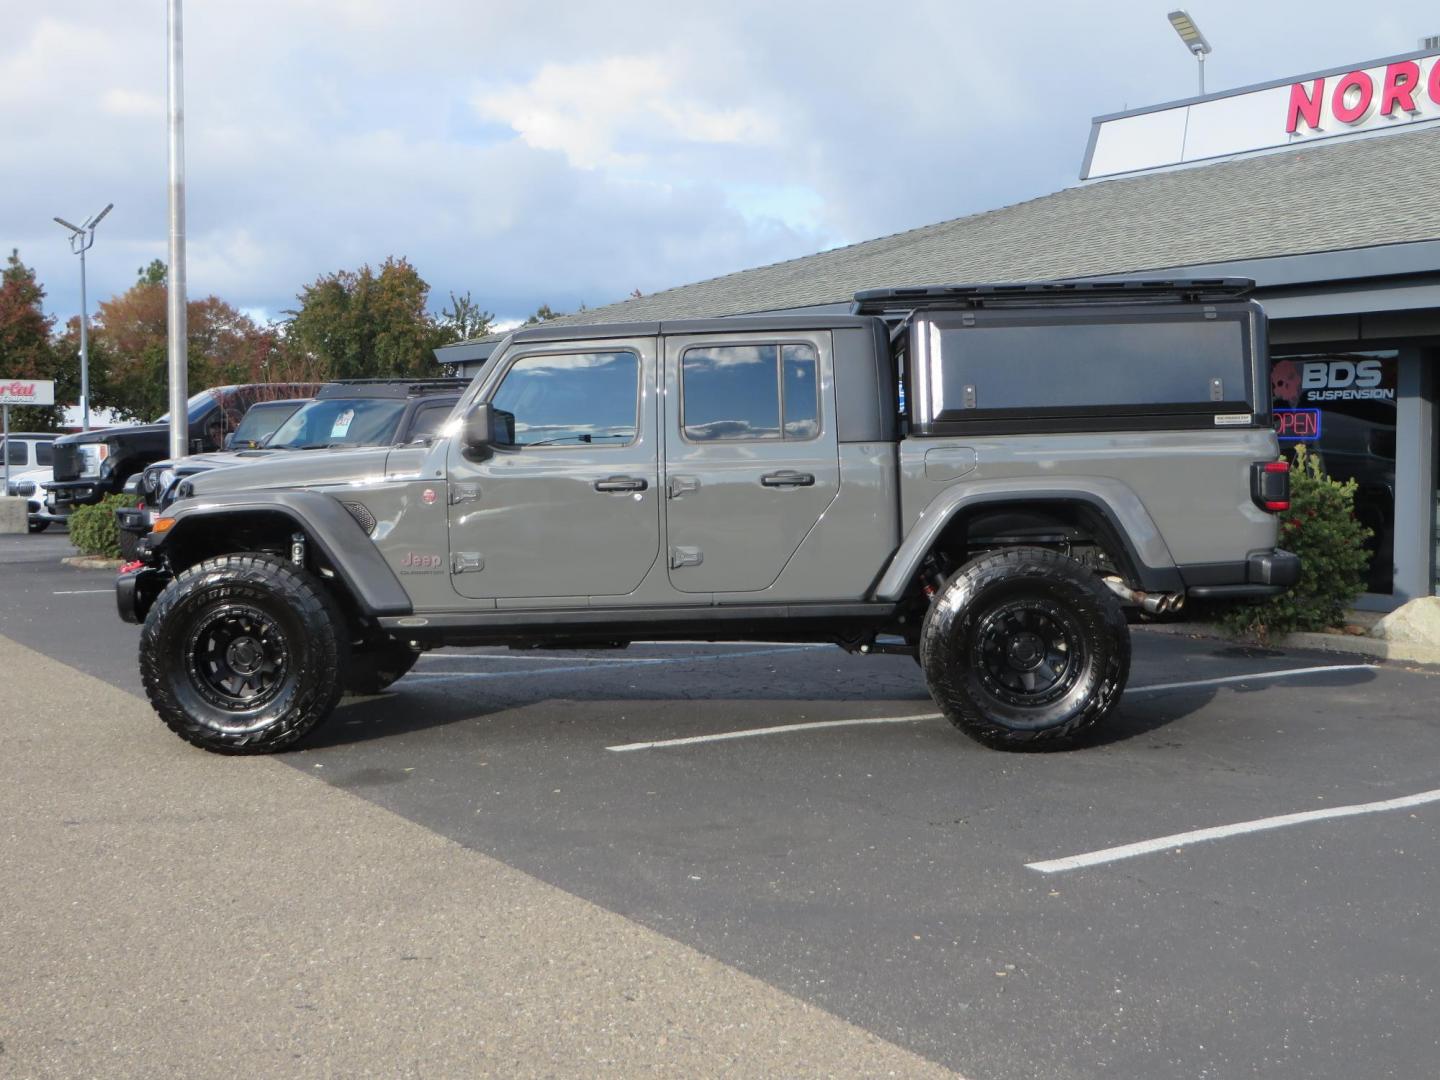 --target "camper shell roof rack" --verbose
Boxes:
[852,278,1255,317]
